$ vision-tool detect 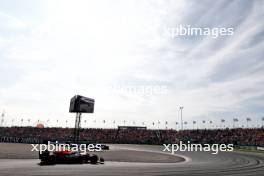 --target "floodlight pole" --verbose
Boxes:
[1,110,4,127]
[180,106,184,130]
